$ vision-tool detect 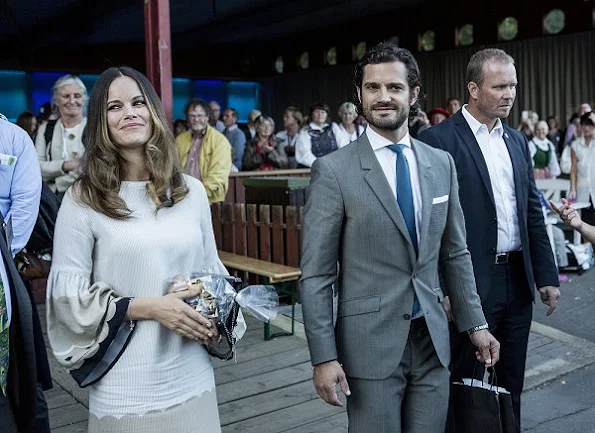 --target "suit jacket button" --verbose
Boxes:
[490,247,496,253]
[403,314,411,320]
[492,217,497,222]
